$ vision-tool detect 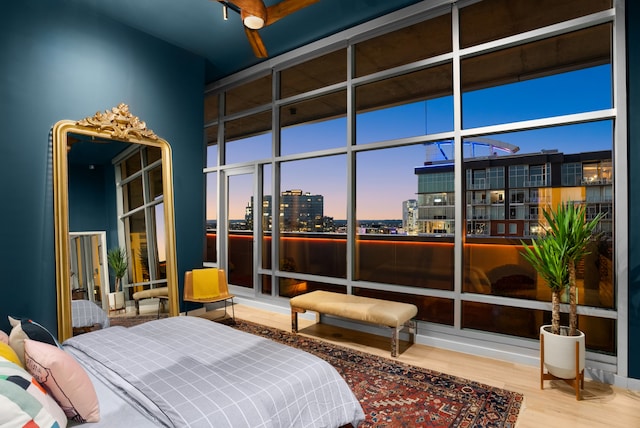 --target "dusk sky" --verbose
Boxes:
[211,64,611,221]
